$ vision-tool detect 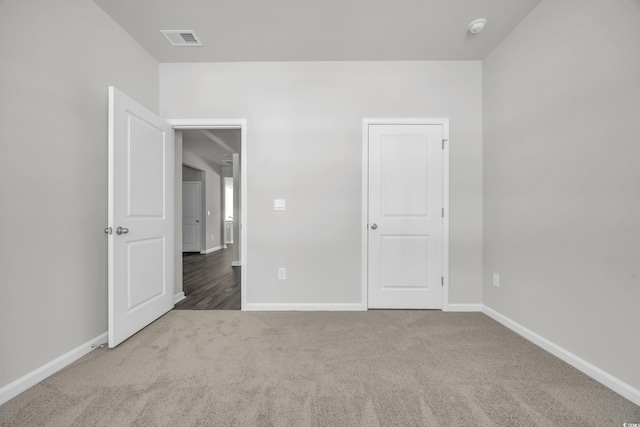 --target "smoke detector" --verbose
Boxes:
[160,30,202,46]
[468,19,487,34]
